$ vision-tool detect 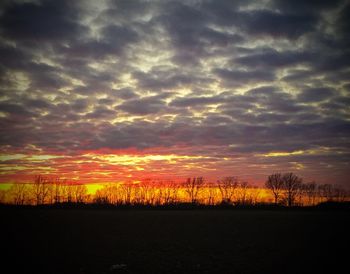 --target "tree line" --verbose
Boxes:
[265,172,349,206]
[0,173,349,206]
